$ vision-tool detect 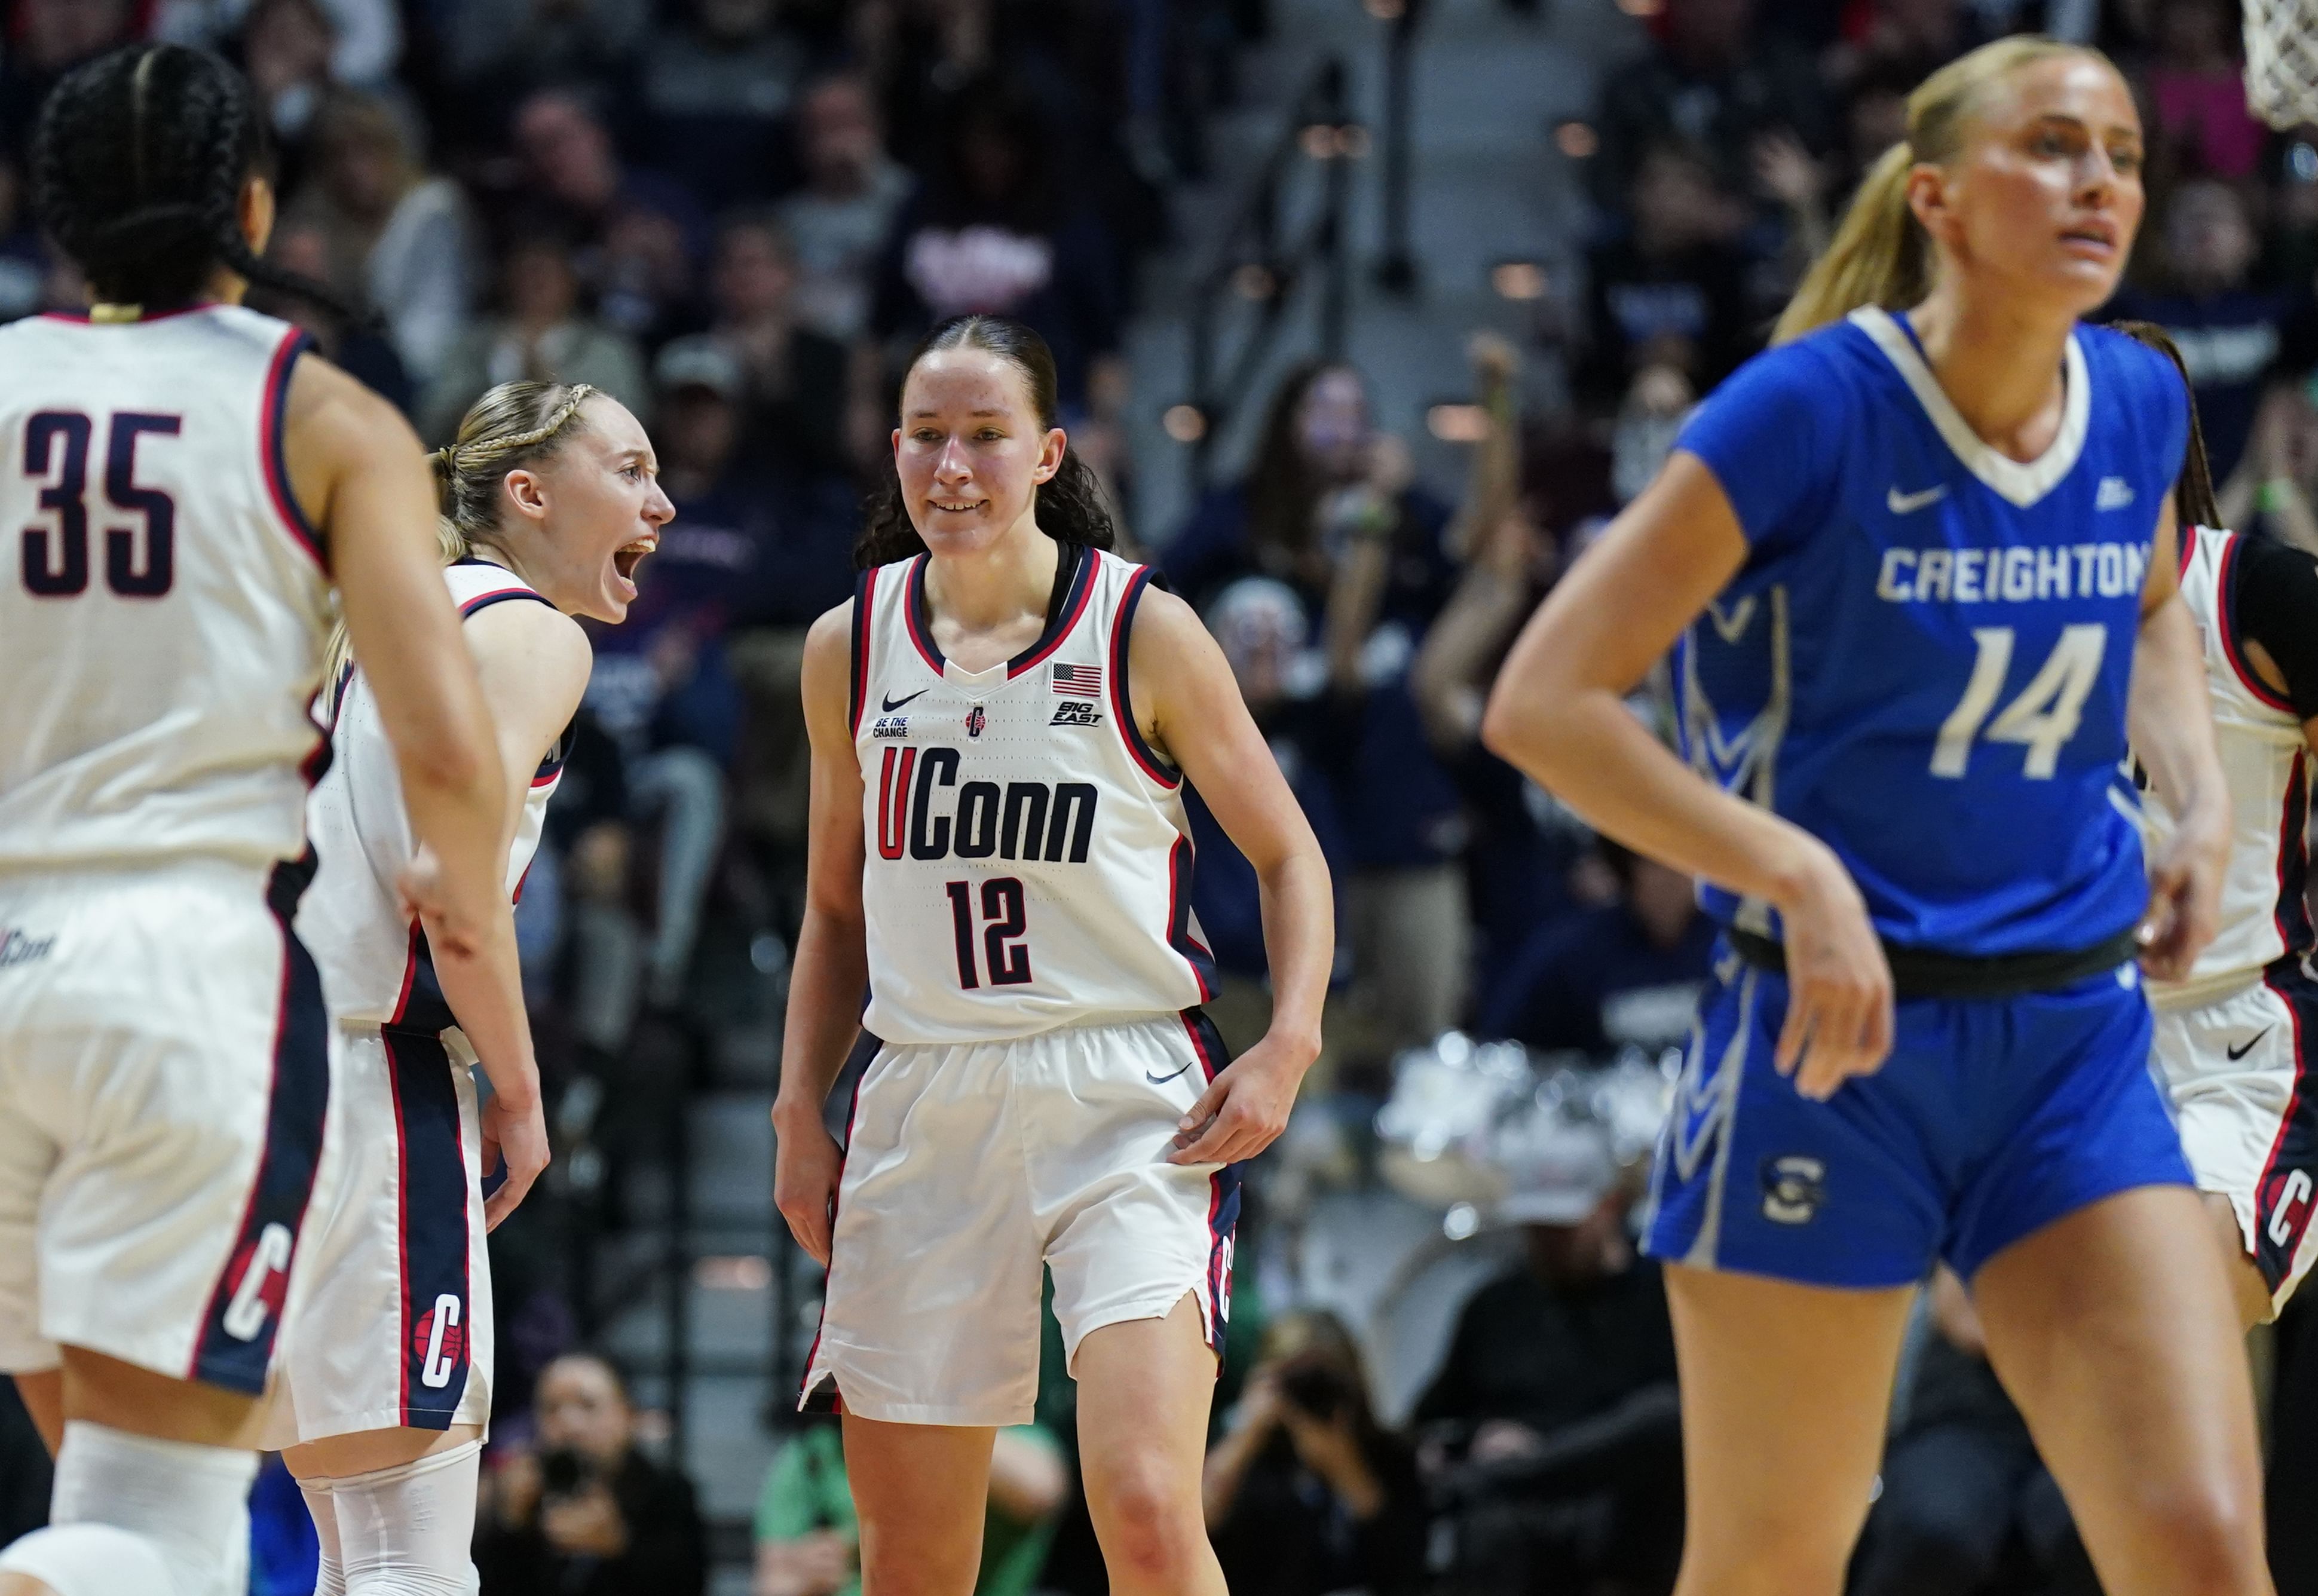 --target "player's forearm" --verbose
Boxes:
[1486,684,1834,917]
[773,903,869,1129]
[435,911,540,1111]
[2130,593,2228,837]
[1253,846,1333,1059]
